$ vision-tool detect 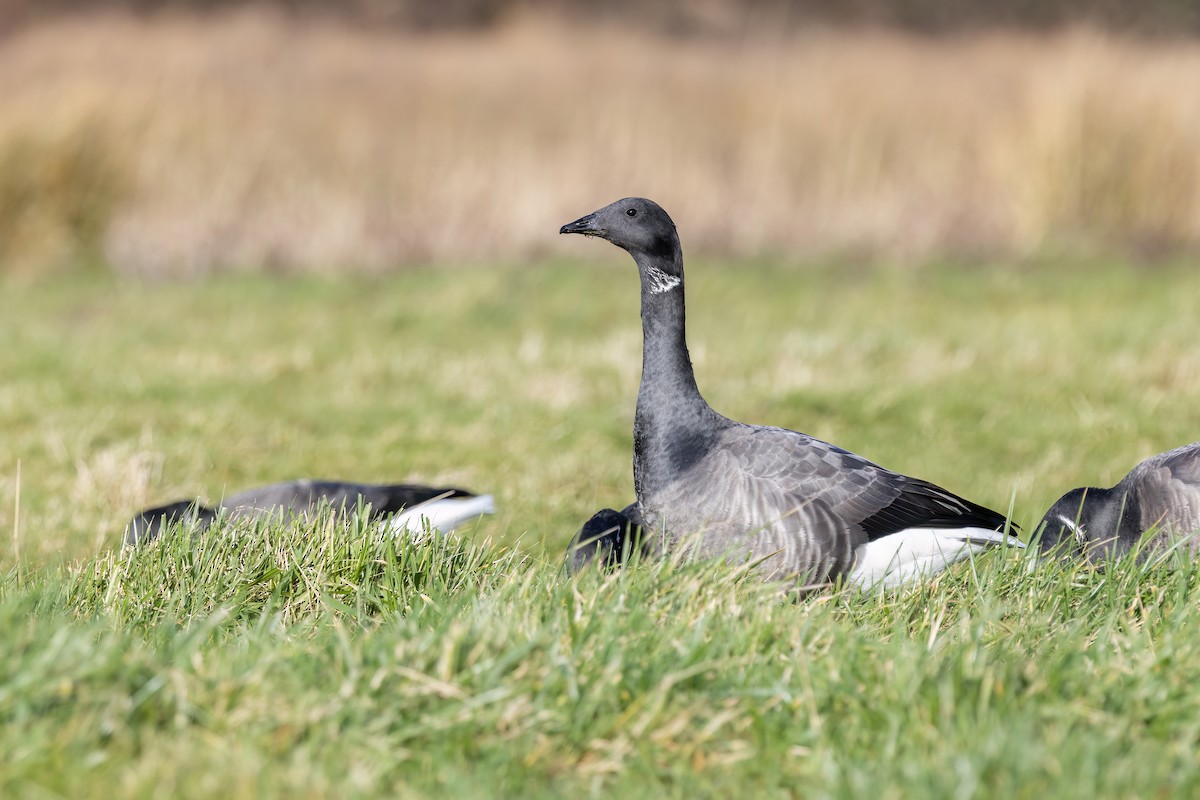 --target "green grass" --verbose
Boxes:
[2,259,1200,797]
